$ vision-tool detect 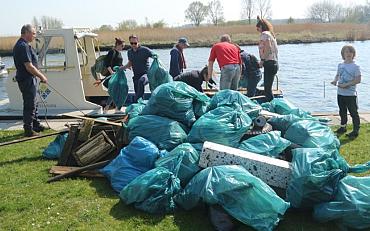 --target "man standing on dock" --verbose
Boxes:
[122,35,154,102]
[13,24,48,137]
[207,34,242,90]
